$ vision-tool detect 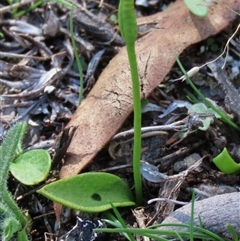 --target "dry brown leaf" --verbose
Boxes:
[60,0,240,179]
